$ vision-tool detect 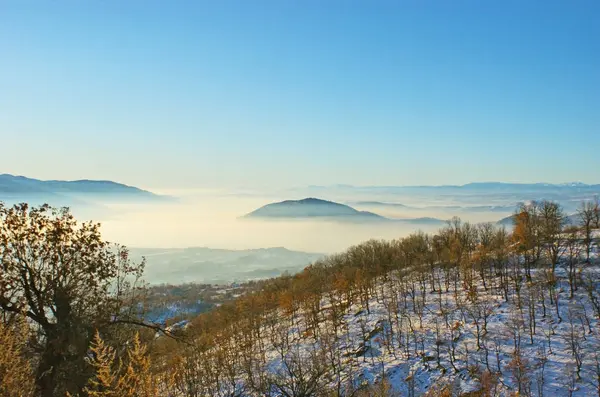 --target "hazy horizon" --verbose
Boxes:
[2,174,598,257]
[4,173,600,192]
[2,1,599,189]
[17,184,585,254]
